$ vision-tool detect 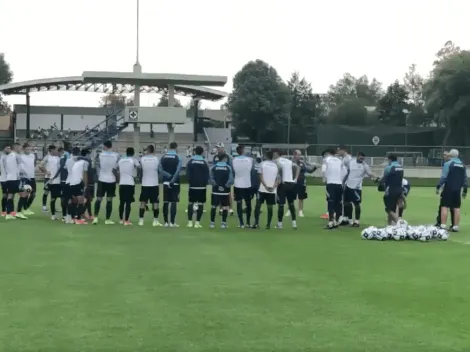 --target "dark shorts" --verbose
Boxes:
[1,182,6,194]
[211,193,230,207]
[4,180,20,194]
[69,183,84,197]
[188,188,207,204]
[258,192,276,205]
[97,181,116,198]
[49,184,62,198]
[163,184,180,203]
[441,189,461,209]
[249,186,259,199]
[24,178,37,193]
[383,192,401,212]
[277,182,297,205]
[344,187,362,204]
[139,186,159,203]
[85,184,95,200]
[234,187,252,202]
[296,184,308,200]
[326,184,343,203]
[119,185,135,202]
